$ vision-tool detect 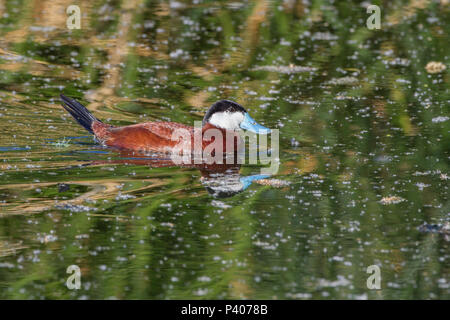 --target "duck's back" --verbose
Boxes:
[93,121,194,153]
